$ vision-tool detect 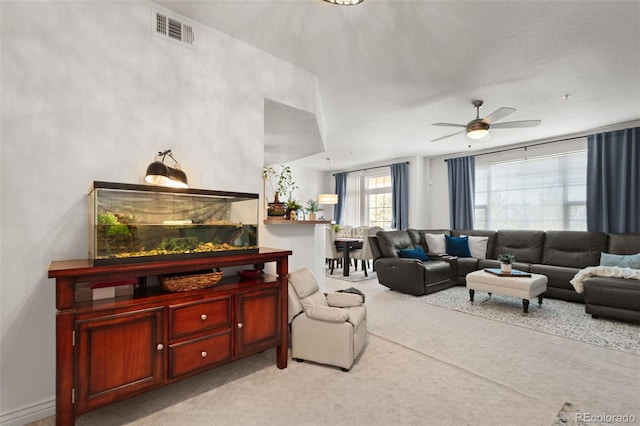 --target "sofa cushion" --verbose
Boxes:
[289,268,319,298]
[398,247,429,261]
[493,230,545,264]
[451,230,497,260]
[542,231,608,268]
[466,236,489,259]
[583,276,640,312]
[530,264,580,292]
[424,233,447,254]
[376,230,414,258]
[607,233,640,255]
[457,257,480,280]
[407,229,450,253]
[445,235,471,257]
[600,252,640,269]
